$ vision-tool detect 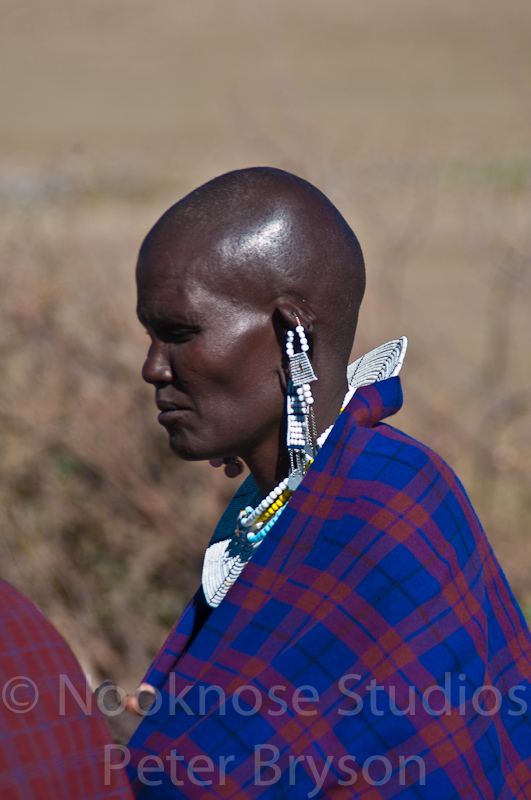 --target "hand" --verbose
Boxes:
[95,681,156,745]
